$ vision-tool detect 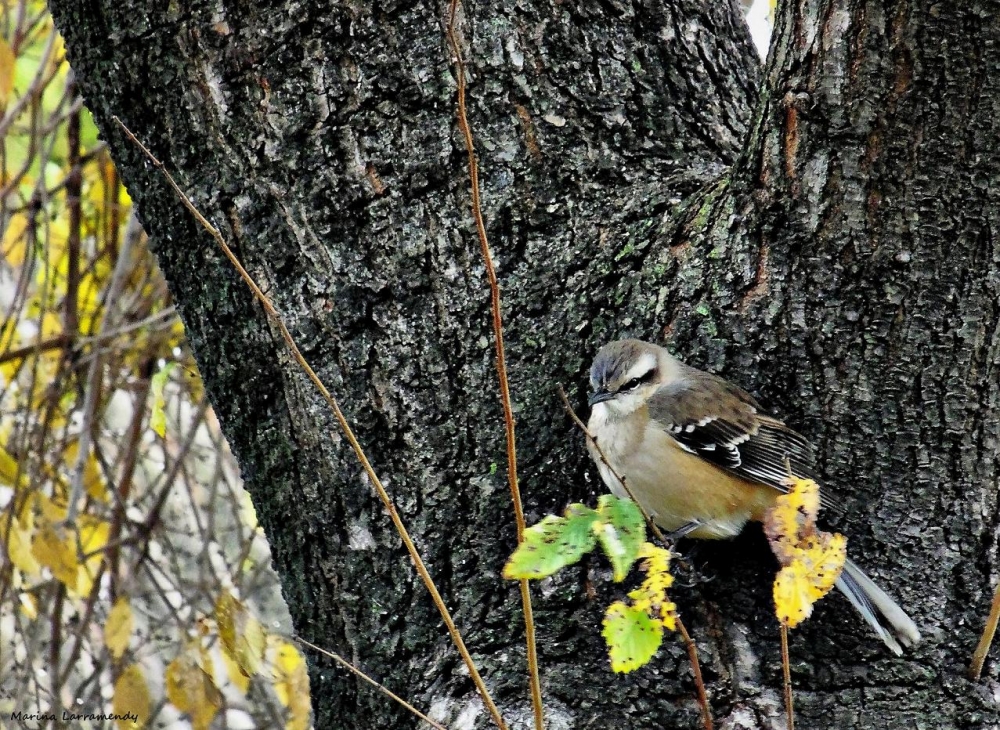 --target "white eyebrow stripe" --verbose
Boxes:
[620,352,658,383]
